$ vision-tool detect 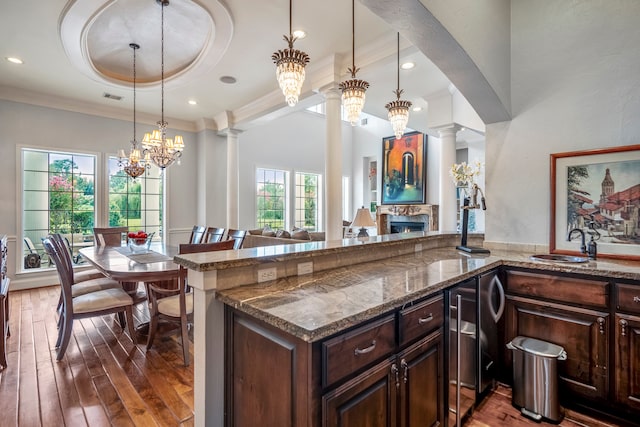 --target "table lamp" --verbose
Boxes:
[352,206,375,237]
